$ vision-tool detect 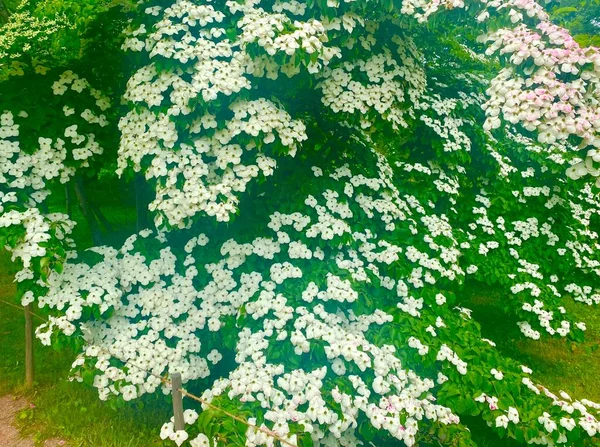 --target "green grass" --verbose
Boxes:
[460,283,600,447]
[461,284,600,403]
